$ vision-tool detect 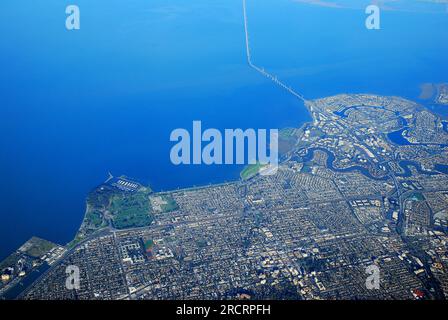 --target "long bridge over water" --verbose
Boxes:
[242,0,306,102]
